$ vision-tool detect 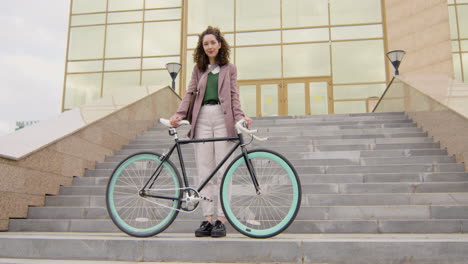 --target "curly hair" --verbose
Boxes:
[194,26,230,72]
